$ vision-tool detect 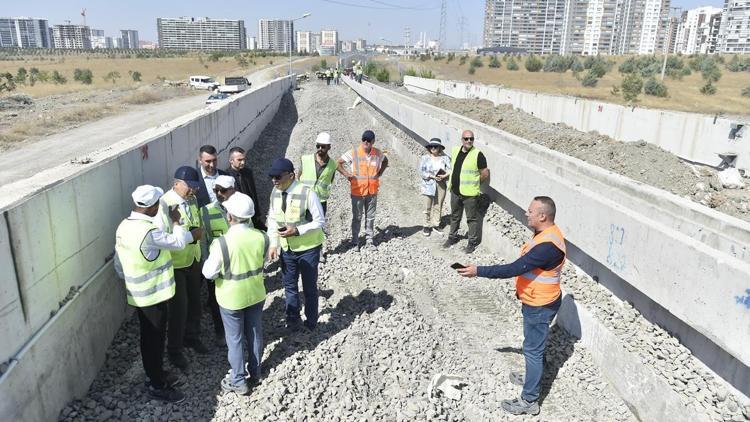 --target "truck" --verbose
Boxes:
[188,75,219,90]
[218,76,251,94]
